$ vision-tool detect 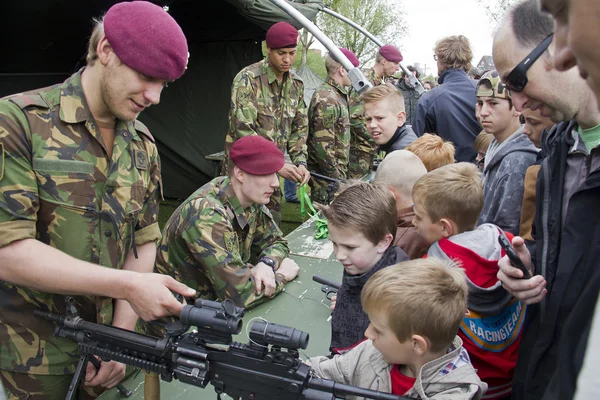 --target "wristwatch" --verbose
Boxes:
[259,256,277,271]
